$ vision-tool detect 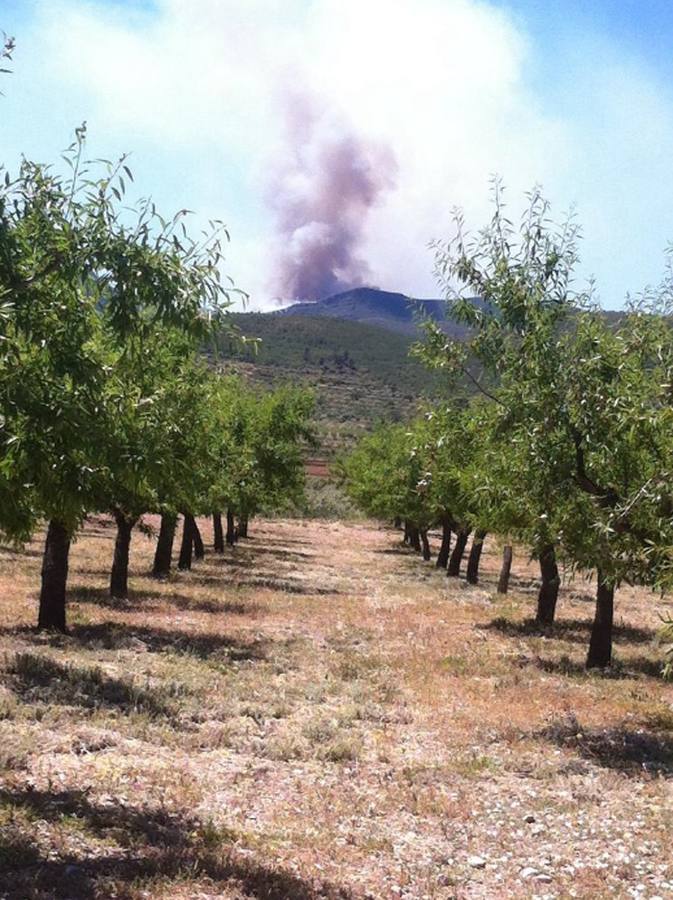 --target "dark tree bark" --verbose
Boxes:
[110,510,136,599]
[213,512,224,553]
[587,569,614,668]
[403,520,411,545]
[226,508,237,545]
[408,525,421,553]
[153,513,177,578]
[192,518,205,560]
[535,544,560,625]
[178,514,195,570]
[237,515,249,539]
[393,516,402,529]
[447,528,471,577]
[436,516,452,569]
[38,520,71,632]
[497,545,513,594]
[420,529,431,561]
[466,529,487,584]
